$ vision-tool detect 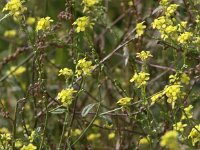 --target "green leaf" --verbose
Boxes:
[81,103,97,117]
[50,108,67,114]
